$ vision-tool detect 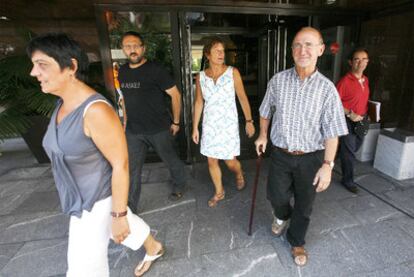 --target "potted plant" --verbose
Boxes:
[0,54,56,163]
